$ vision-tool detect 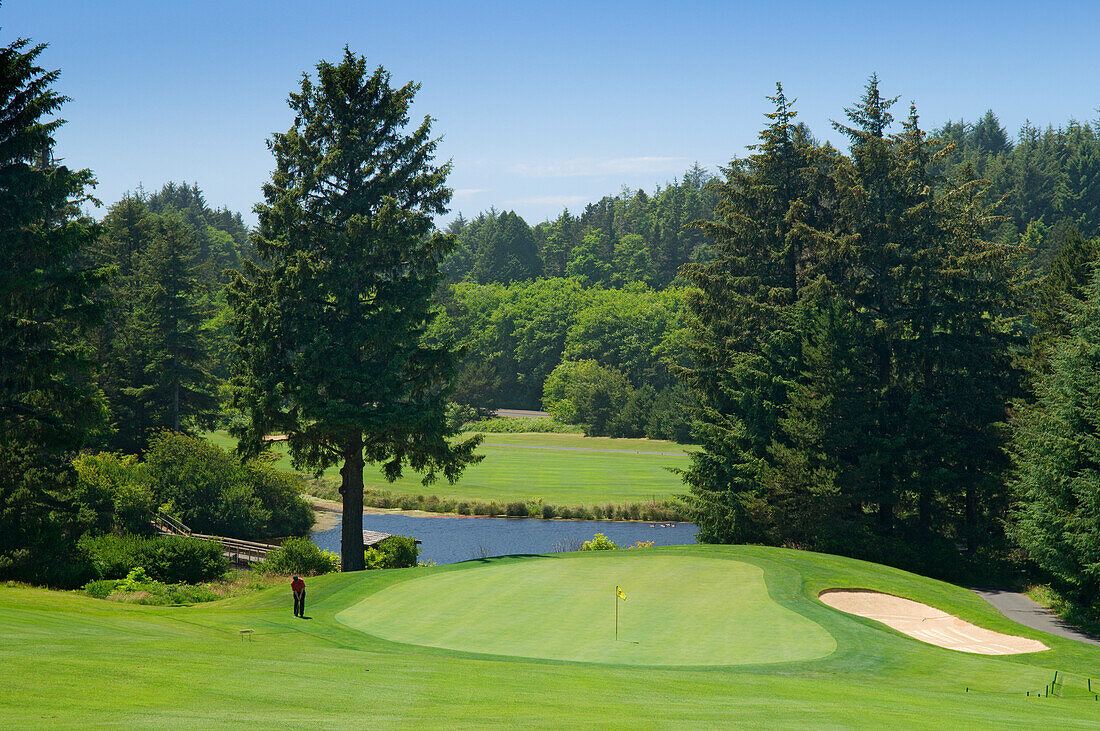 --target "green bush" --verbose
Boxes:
[364,535,420,569]
[581,532,618,551]
[83,579,120,599]
[543,360,633,436]
[78,534,228,583]
[463,416,582,434]
[262,537,340,576]
[117,566,153,592]
[84,568,221,605]
[146,432,313,539]
[78,534,145,580]
[141,536,228,583]
[72,452,156,537]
